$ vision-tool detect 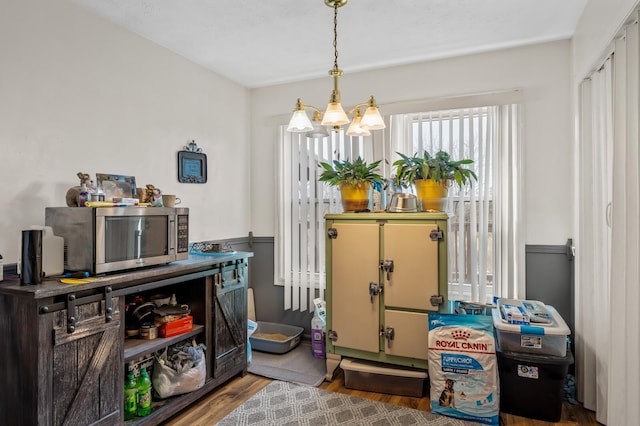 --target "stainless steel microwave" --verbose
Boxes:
[45,206,189,275]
